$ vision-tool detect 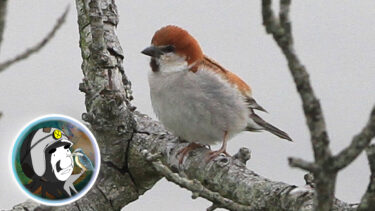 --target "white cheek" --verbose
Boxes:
[157,53,188,73]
